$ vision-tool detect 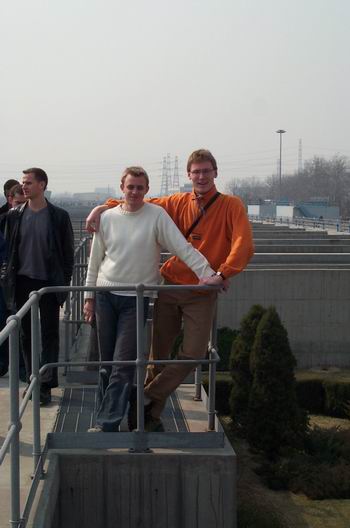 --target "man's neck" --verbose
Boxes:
[28,196,47,212]
[121,202,144,213]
